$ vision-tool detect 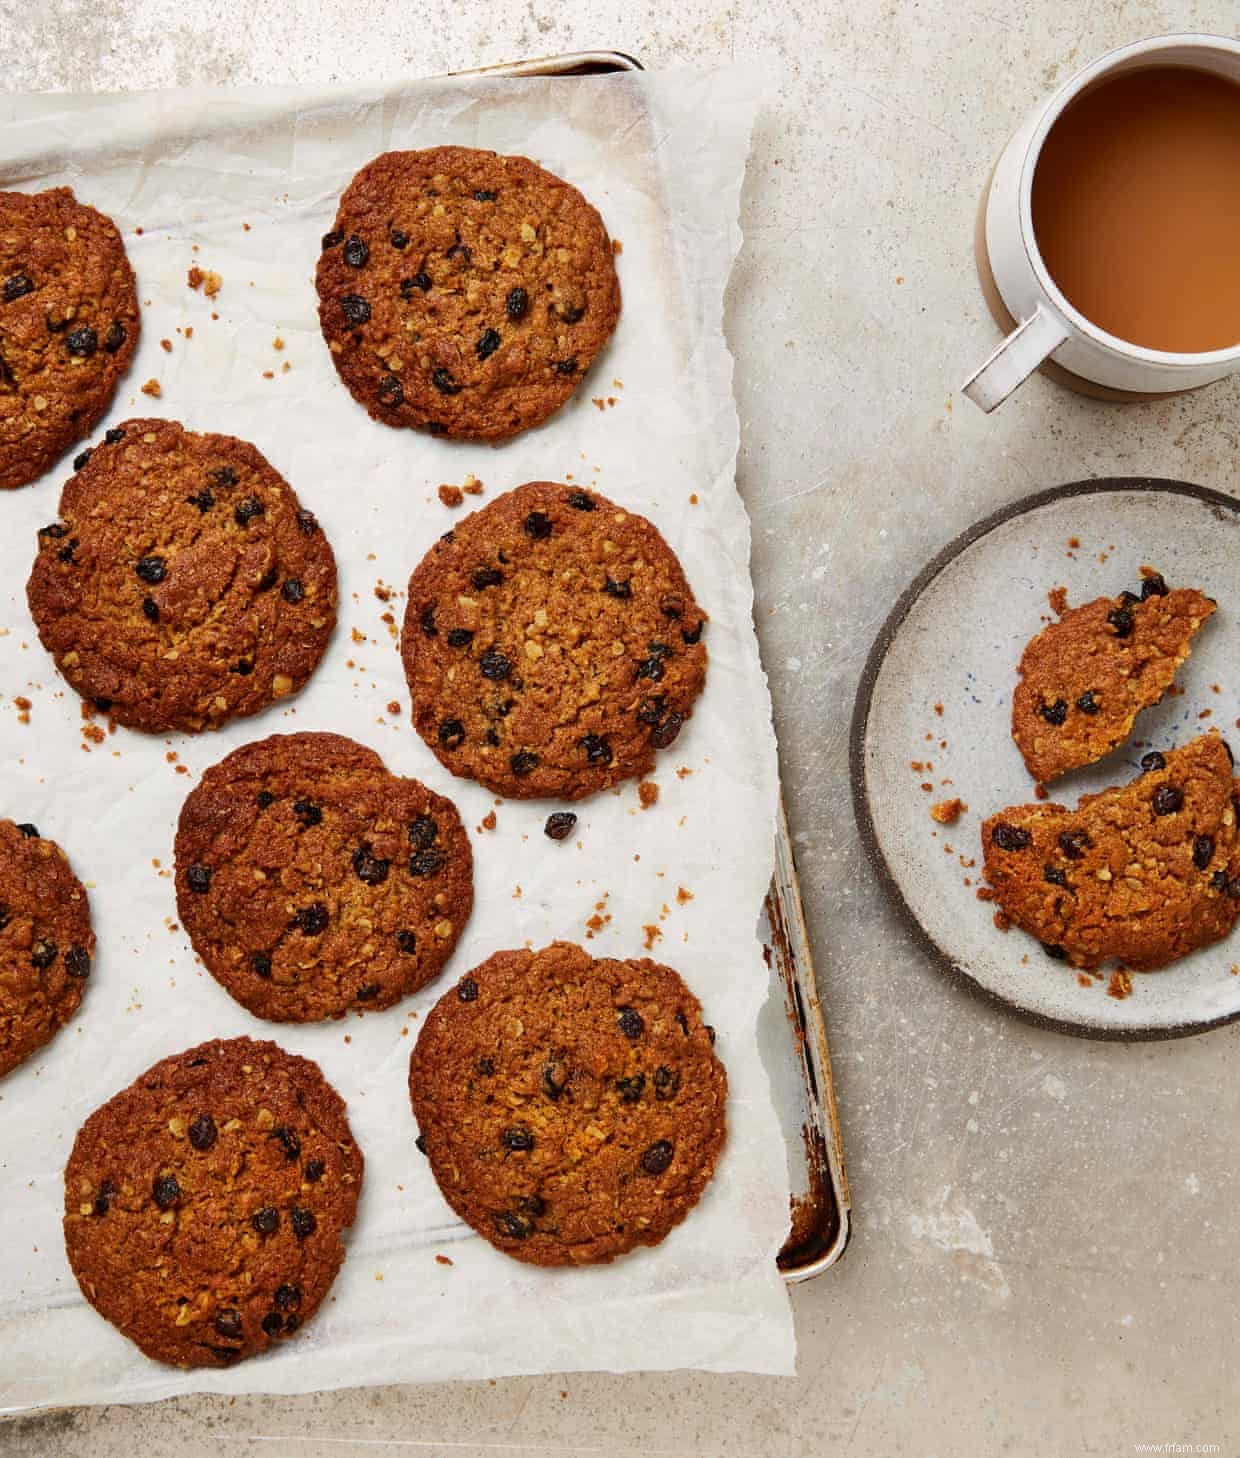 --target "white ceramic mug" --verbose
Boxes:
[963,33,1240,412]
